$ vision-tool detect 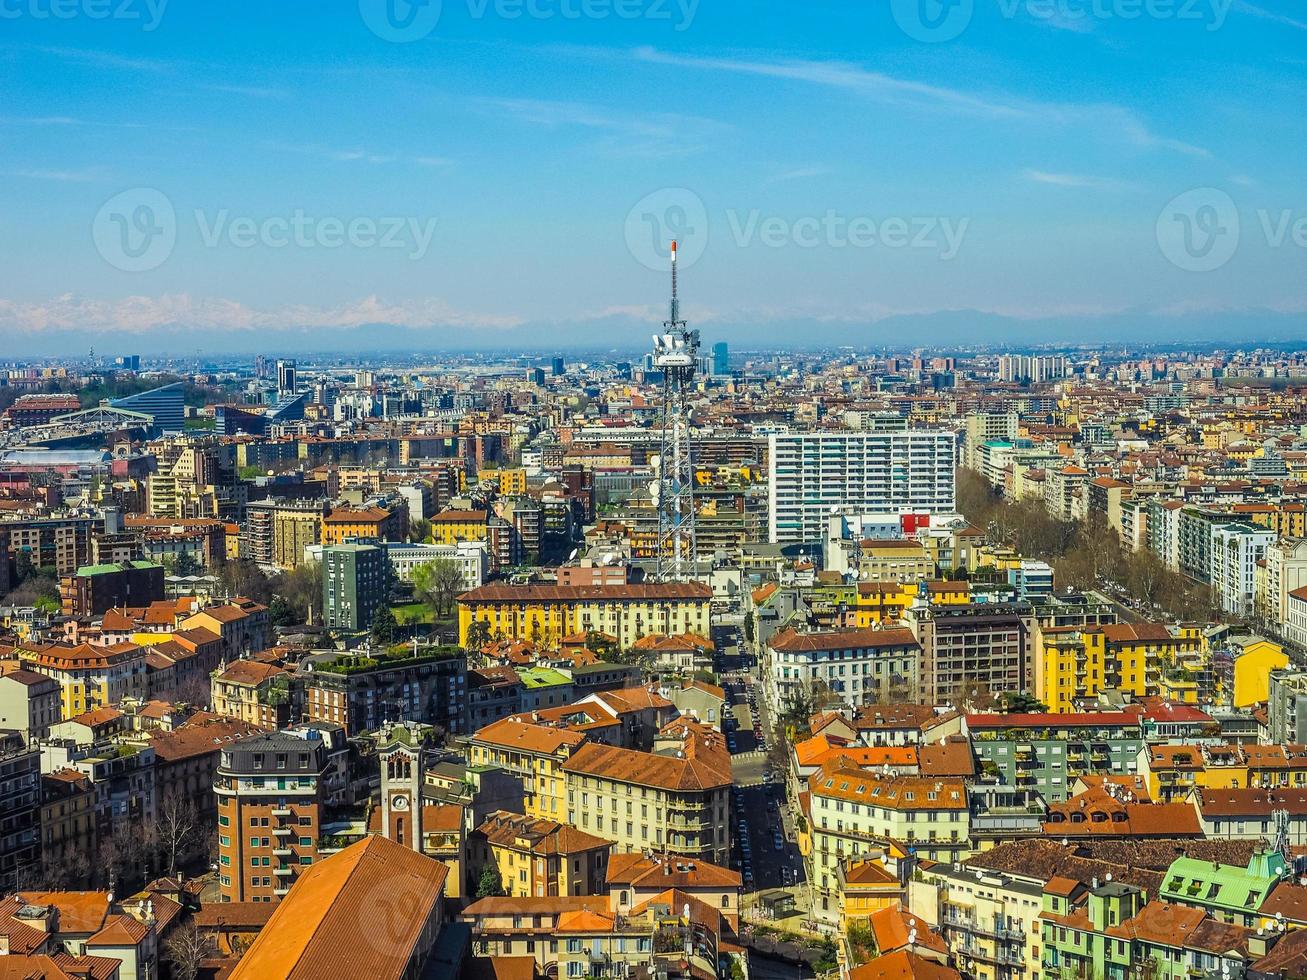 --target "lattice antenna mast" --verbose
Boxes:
[652,241,699,582]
